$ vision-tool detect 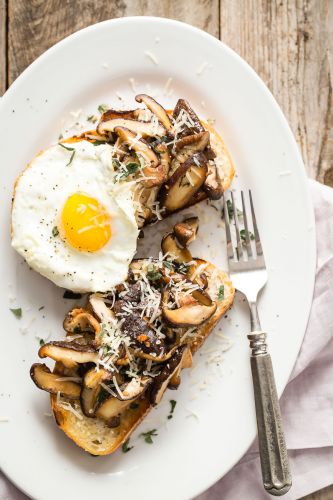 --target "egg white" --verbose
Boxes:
[11,140,139,292]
